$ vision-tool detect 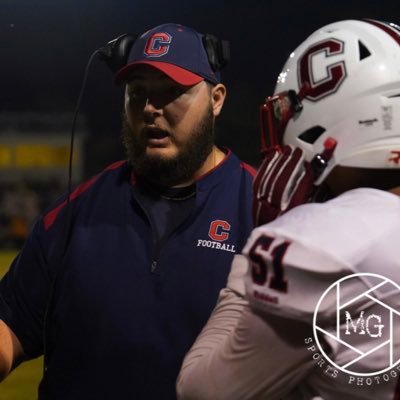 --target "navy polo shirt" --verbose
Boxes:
[0,150,255,399]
